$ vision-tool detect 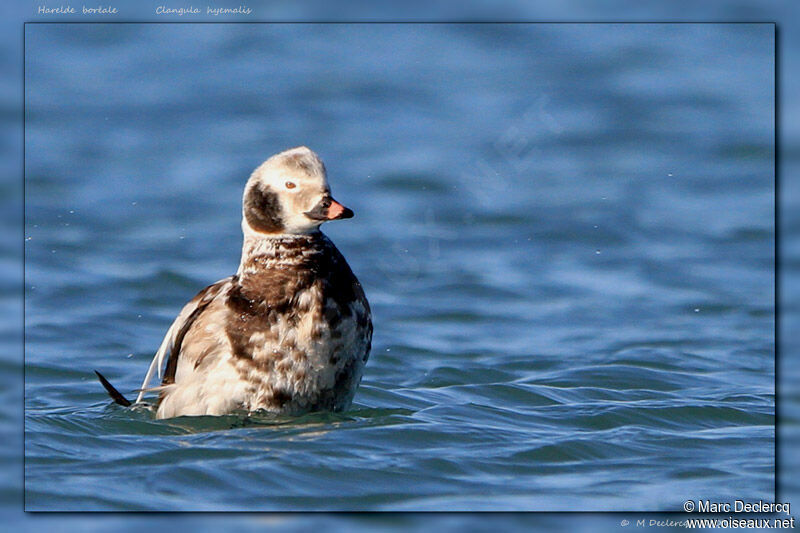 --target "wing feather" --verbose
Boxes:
[135,276,233,403]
